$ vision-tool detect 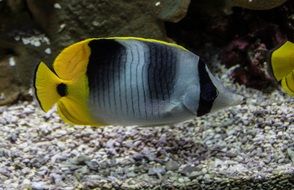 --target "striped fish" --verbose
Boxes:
[34,37,243,126]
